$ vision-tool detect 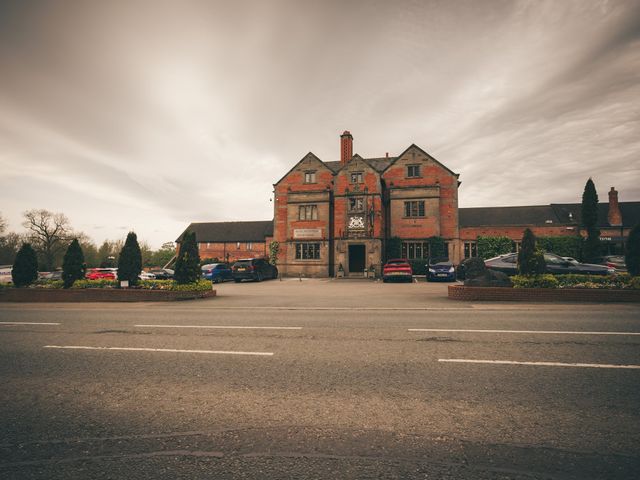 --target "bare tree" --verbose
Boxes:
[22,209,73,270]
[0,213,7,235]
